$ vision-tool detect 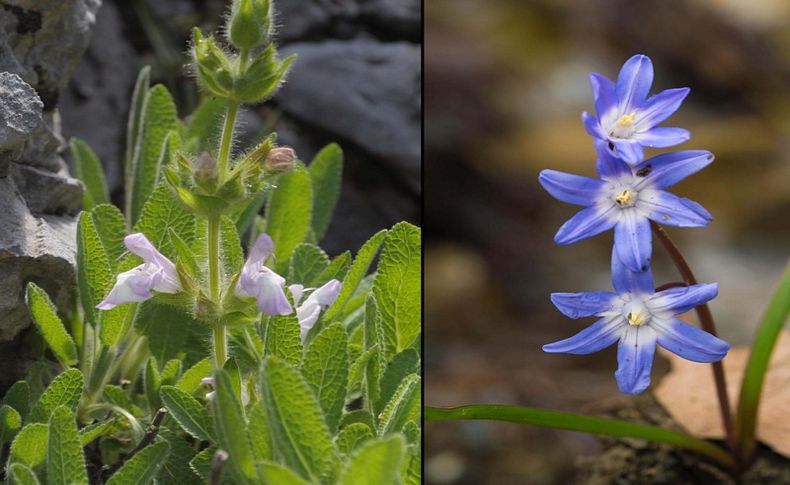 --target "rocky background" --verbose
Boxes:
[0,0,420,393]
[60,0,421,256]
[0,0,100,392]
